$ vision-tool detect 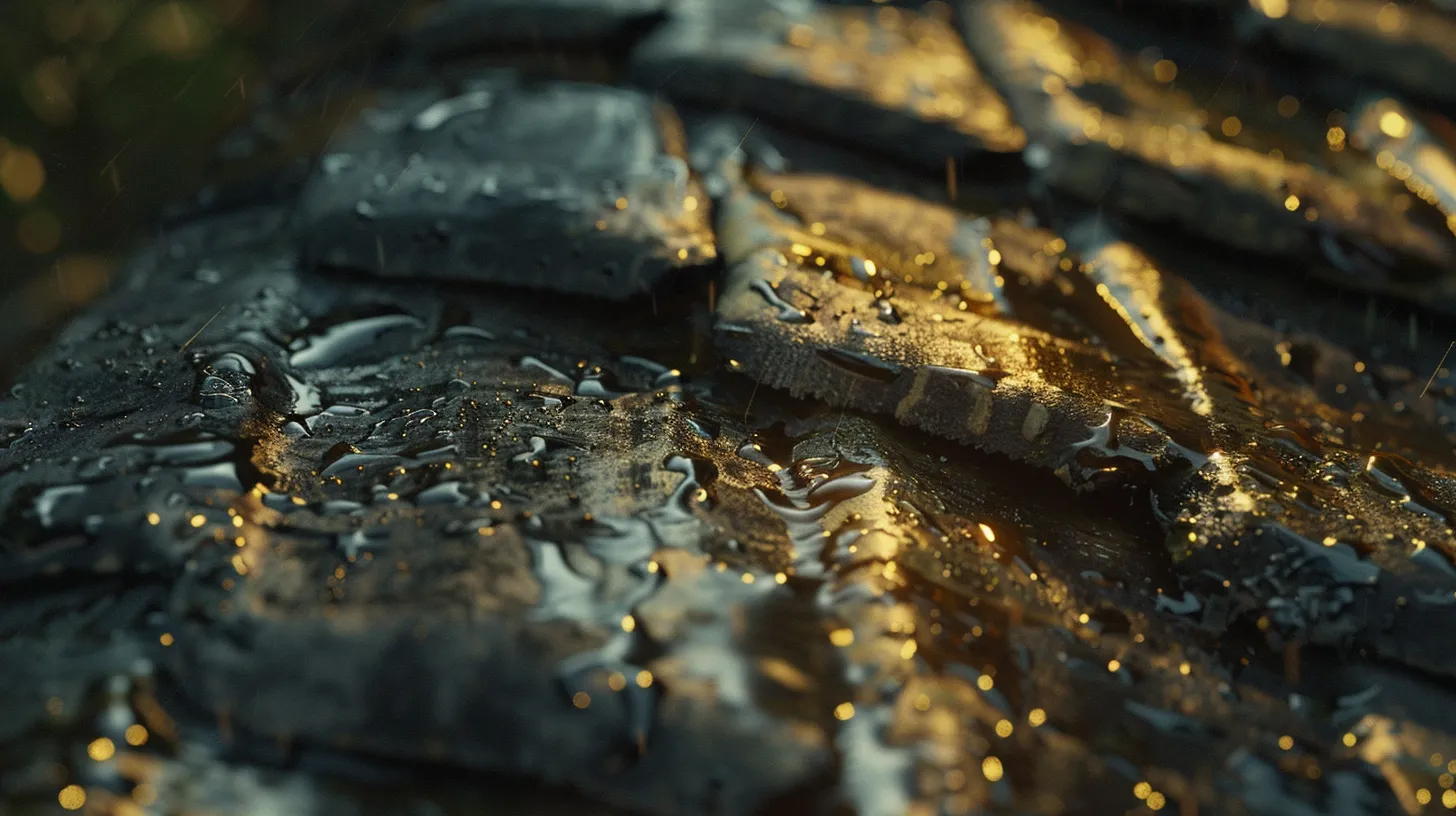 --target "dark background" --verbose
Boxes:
[0,0,417,383]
